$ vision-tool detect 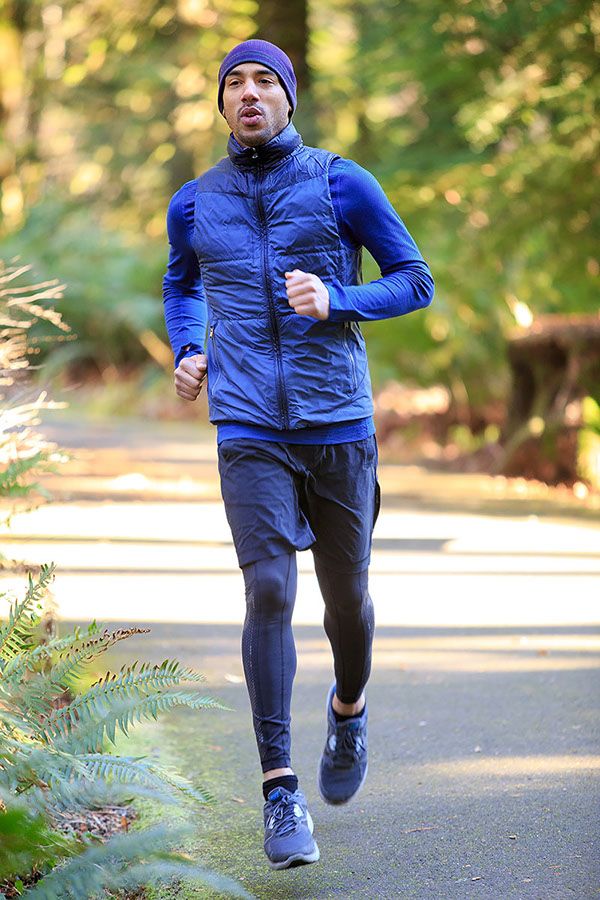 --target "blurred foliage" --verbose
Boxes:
[579,395,600,485]
[1,201,170,374]
[0,0,259,235]
[0,0,598,408]
[334,0,599,405]
[0,260,67,523]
